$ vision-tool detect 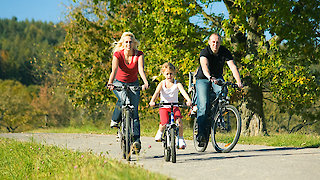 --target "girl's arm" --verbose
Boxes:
[138,54,149,90]
[177,82,192,106]
[107,56,119,90]
[149,81,163,107]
